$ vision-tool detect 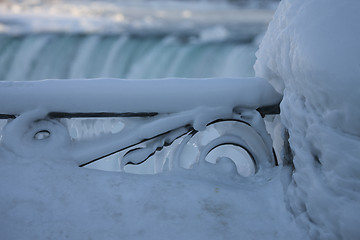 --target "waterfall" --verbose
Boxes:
[0,34,258,81]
